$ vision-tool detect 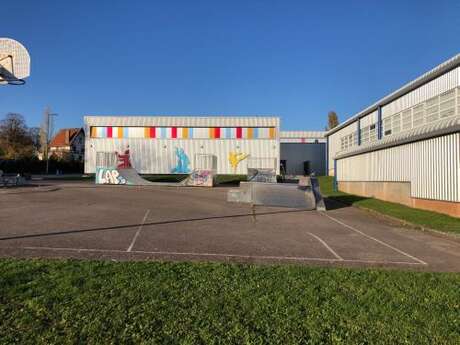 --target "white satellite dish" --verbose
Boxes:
[0,38,31,85]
